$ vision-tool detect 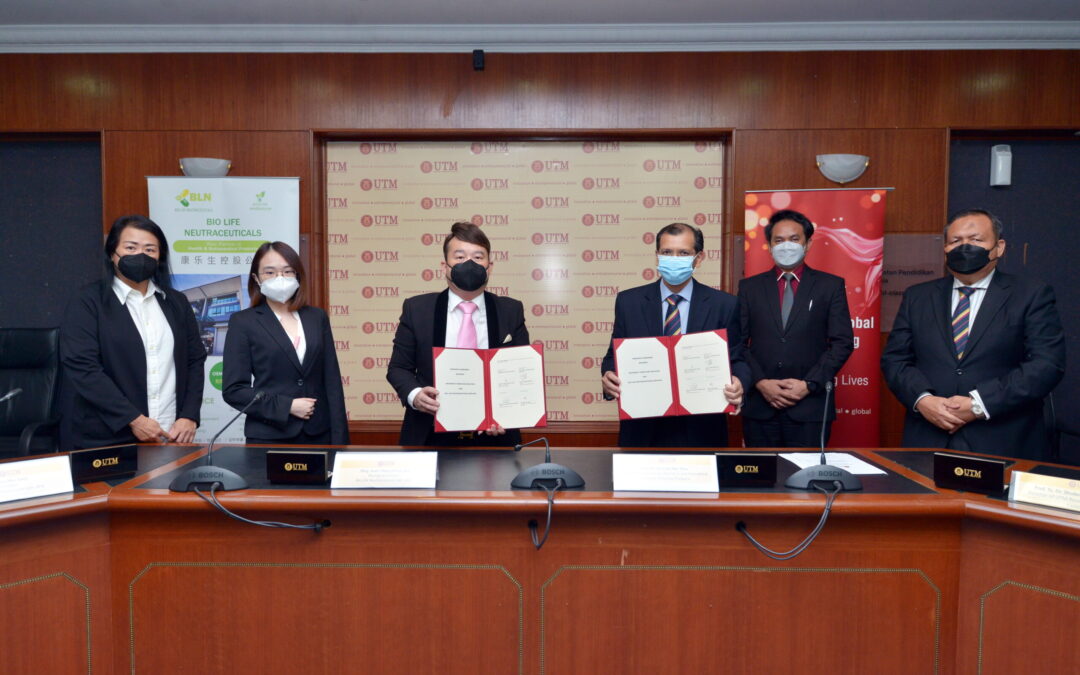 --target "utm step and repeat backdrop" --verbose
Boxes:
[326,141,725,423]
